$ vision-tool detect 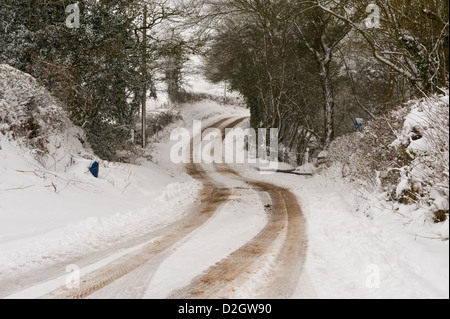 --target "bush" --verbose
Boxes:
[392,93,449,212]
[85,121,131,162]
[327,105,411,190]
[147,110,182,137]
[0,64,66,153]
[327,91,449,222]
